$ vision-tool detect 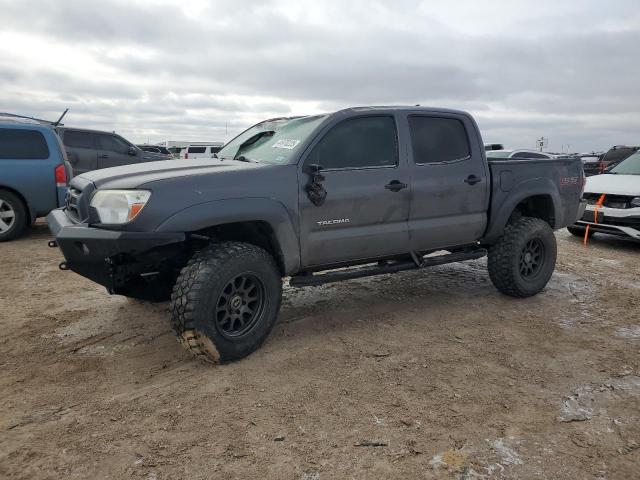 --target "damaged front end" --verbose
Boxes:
[46,208,189,301]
